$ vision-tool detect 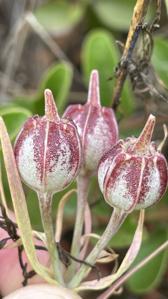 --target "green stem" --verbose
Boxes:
[38,192,64,284]
[71,175,89,256]
[68,208,127,288]
[66,175,89,279]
